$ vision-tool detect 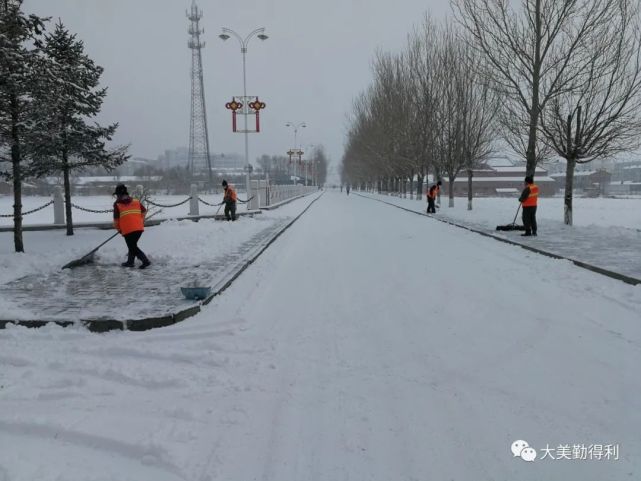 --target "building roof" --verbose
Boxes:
[453,176,555,183]
[491,166,547,173]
